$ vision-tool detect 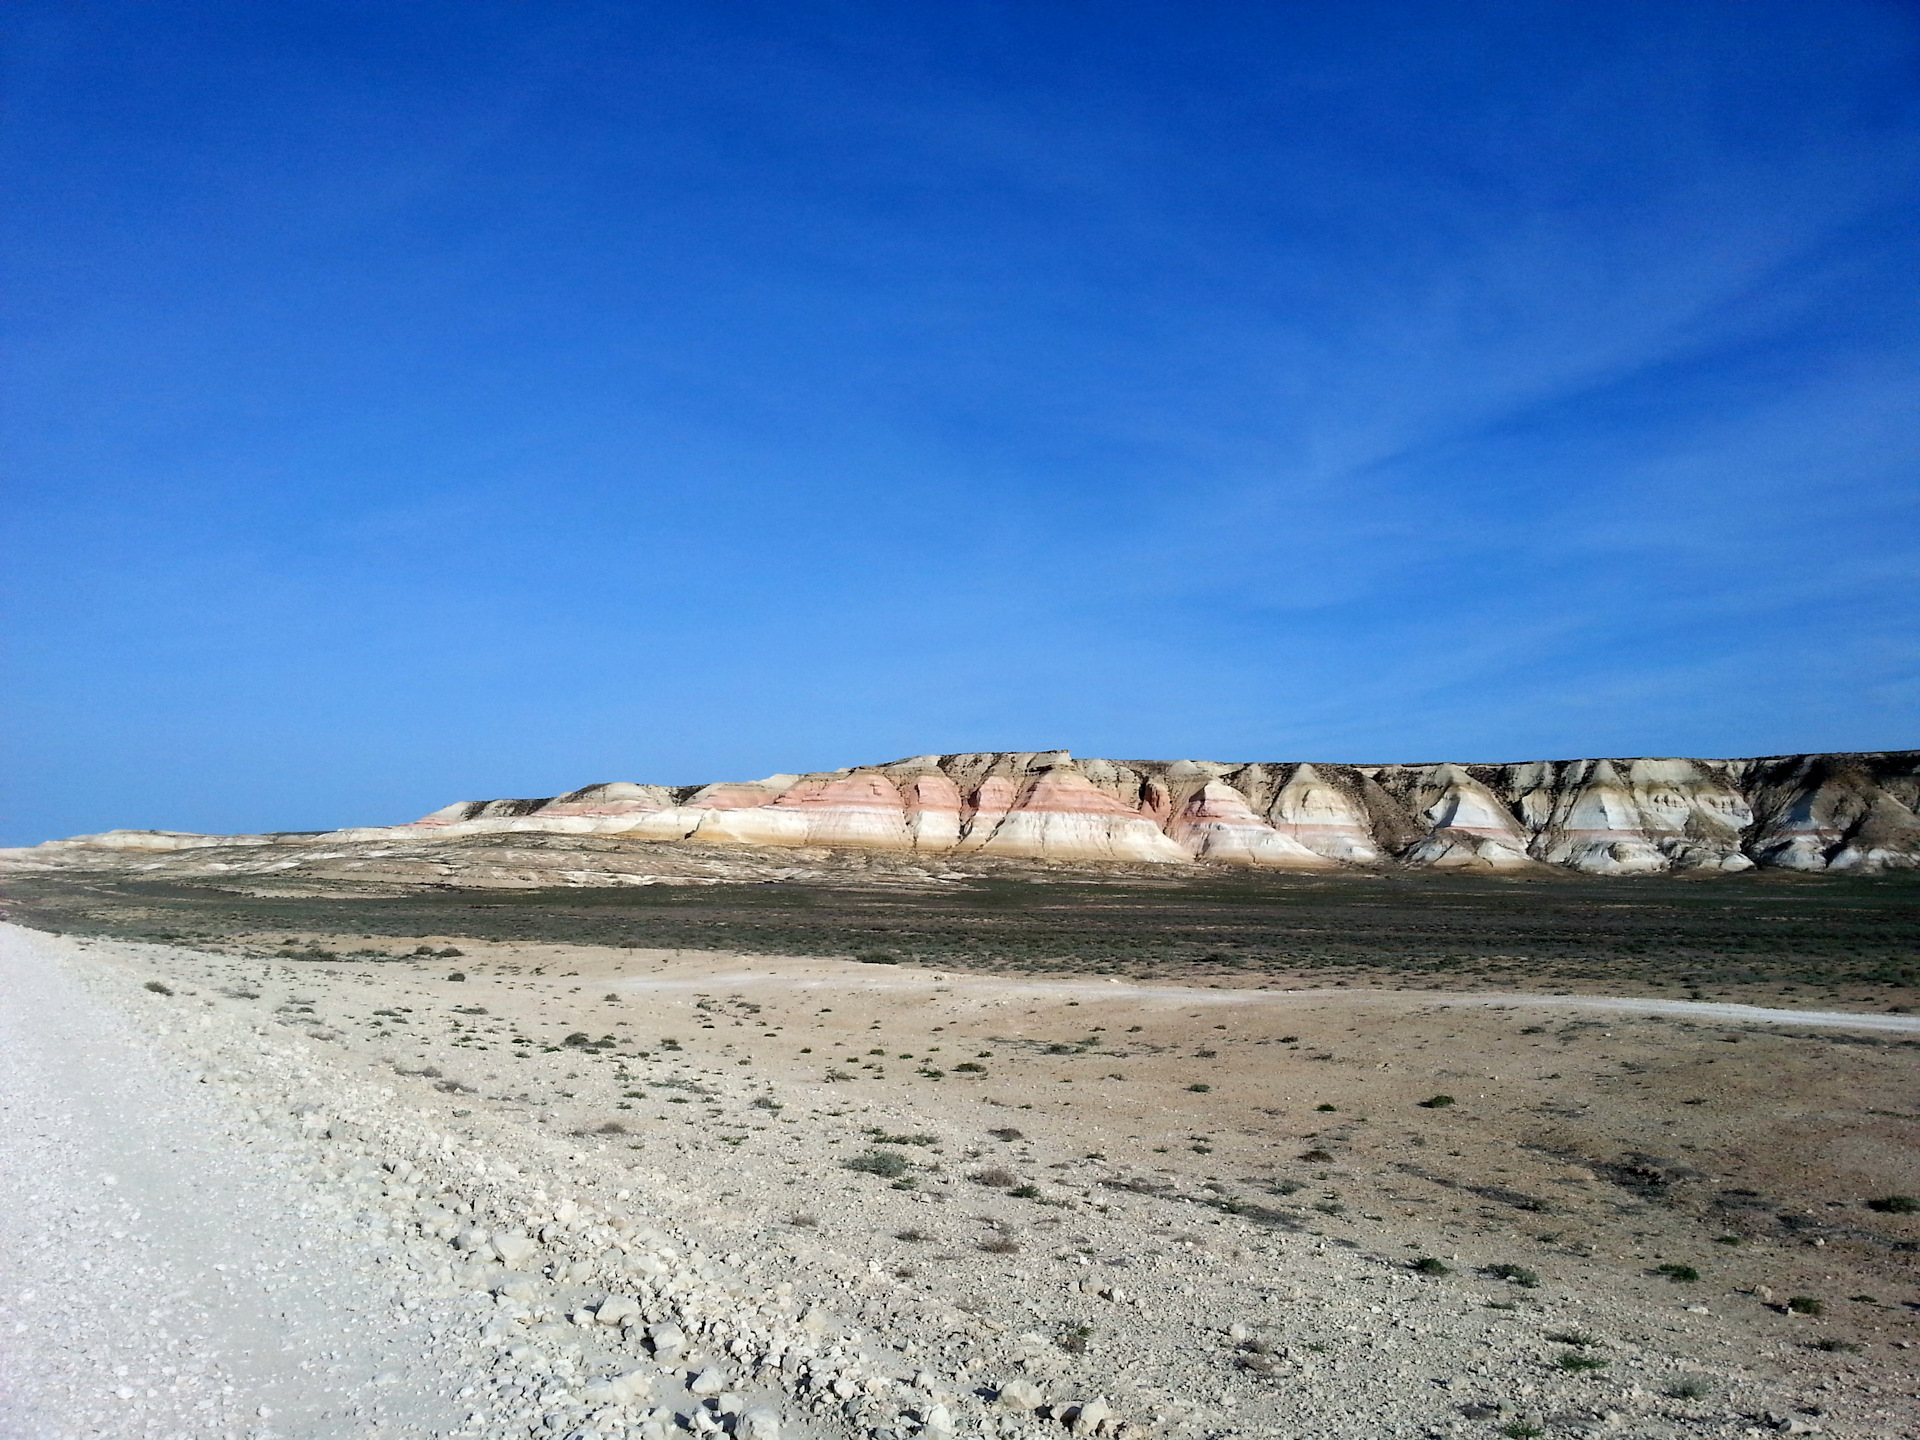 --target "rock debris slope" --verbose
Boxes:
[14,750,1918,881]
